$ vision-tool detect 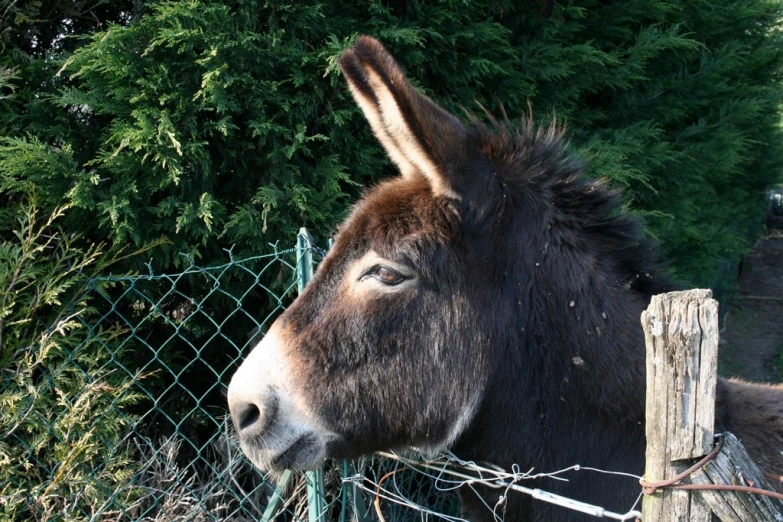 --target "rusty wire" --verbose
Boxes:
[640,434,783,502]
